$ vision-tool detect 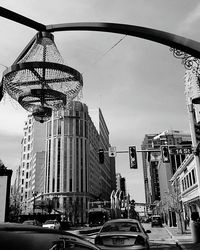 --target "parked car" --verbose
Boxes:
[151,215,162,227]
[42,219,61,230]
[94,218,151,250]
[22,220,42,227]
[0,222,100,250]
